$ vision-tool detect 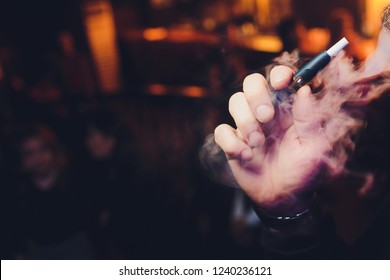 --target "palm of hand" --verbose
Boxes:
[229,124,330,208]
